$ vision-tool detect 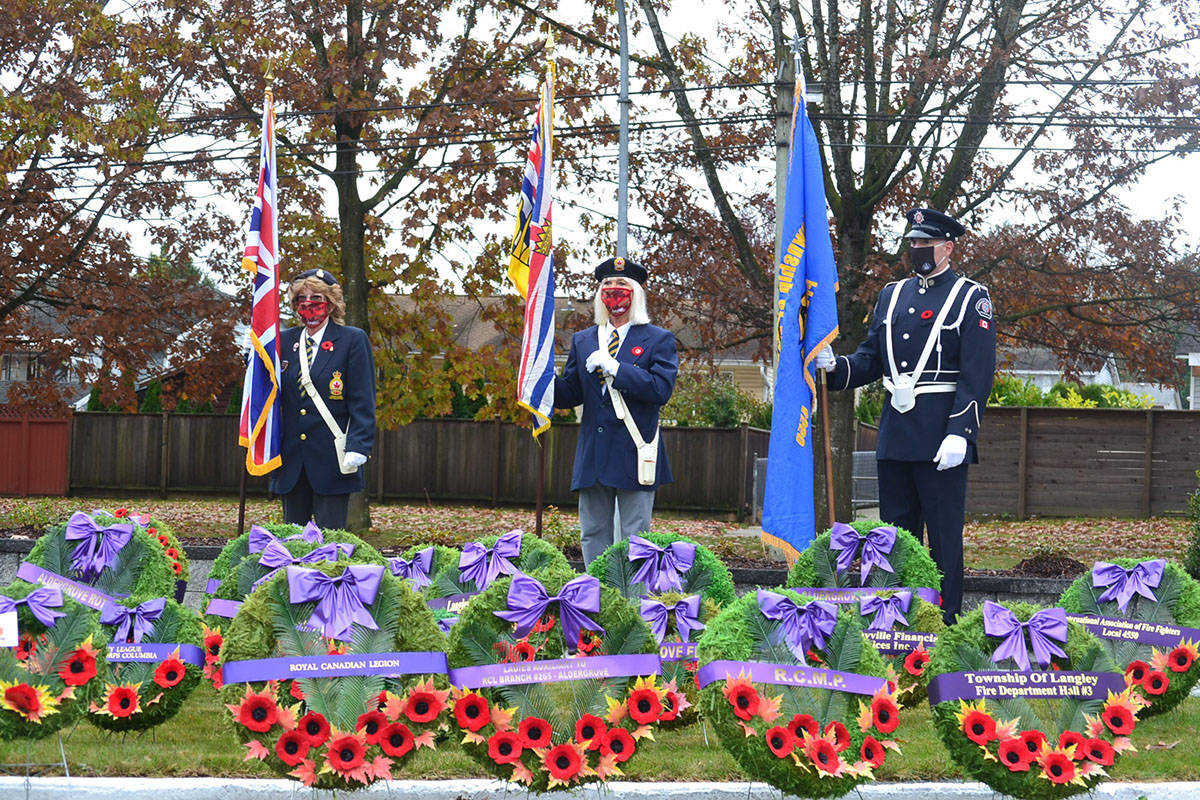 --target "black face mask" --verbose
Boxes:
[909,245,937,275]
